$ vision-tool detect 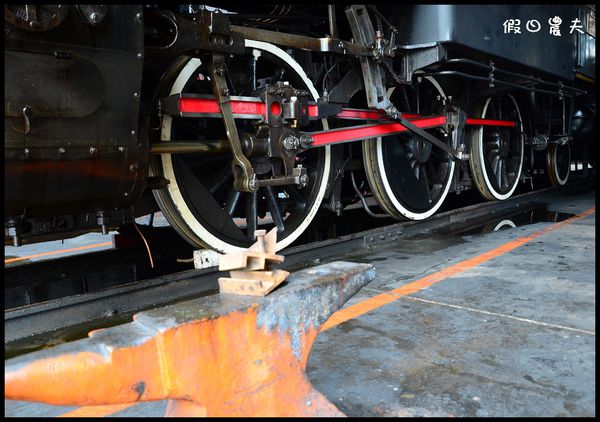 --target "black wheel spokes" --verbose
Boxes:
[507,154,518,180]
[283,185,307,210]
[487,150,508,191]
[426,160,443,186]
[425,160,444,200]
[483,118,520,194]
[175,156,247,242]
[208,166,233,195]
[245,190,258,240]
[501,158,509,190]
[400,139,418,179]
[263,186,285,232]
[224,188,241,216]
[418,164,432,204]
[495,157,504,190]
[490,153,500,176]
[392,143,433,208]
[387,130,451,210]
[430,144,449,162]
